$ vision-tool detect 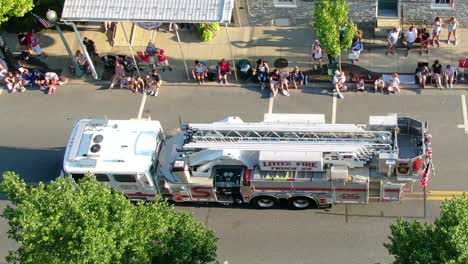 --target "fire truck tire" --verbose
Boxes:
[250,196,277,209]
[287,197,317,210]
